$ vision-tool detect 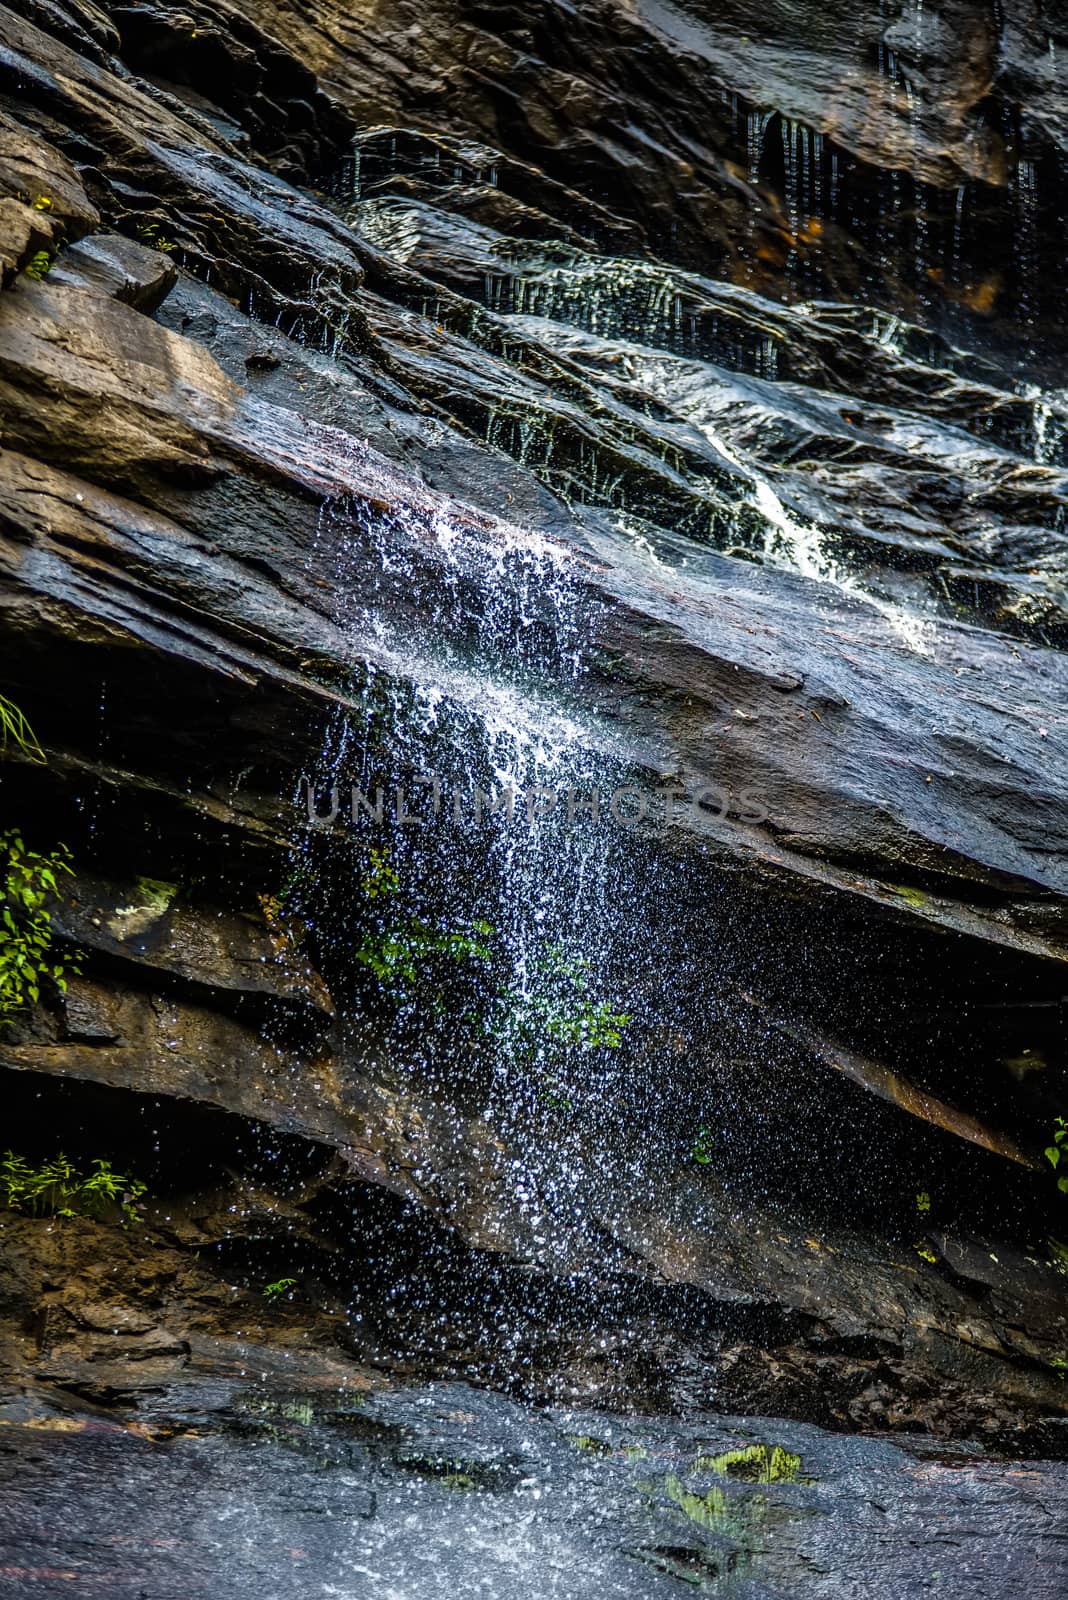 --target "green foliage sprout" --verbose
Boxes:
[355,920,494,993]
[359,845,399,900]
[1045,1118,1068,1194]
[692,1127,714,1165]
[1,833,81,1025]
[1045,1239,1068,1279]
[0,695,46,764]
[496,943,631,1059]
[23,250,52,280]
[262,1277,298,1302]
[135,220,177,253]
[349,851,630,1075]
[2,1152,146,1224]
[353,845,495,994]
[693,1443,803,1483]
